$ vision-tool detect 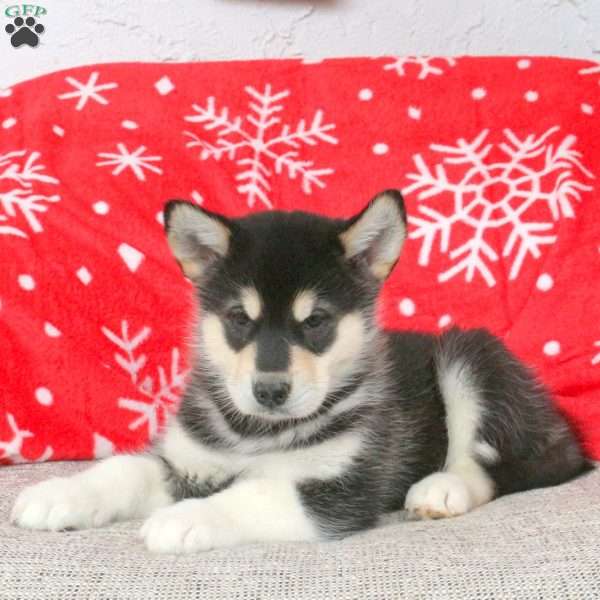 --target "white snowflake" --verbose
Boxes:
[0,150,60,238]
[102,321,189,438]
[57,71,118,111]
[384,56,457,80]
[183,84,338,209]
[592,341,600,366]
[579,62,600,85]
[404,127,594,287]
[0,413,53,464]
[96,143,163,181]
